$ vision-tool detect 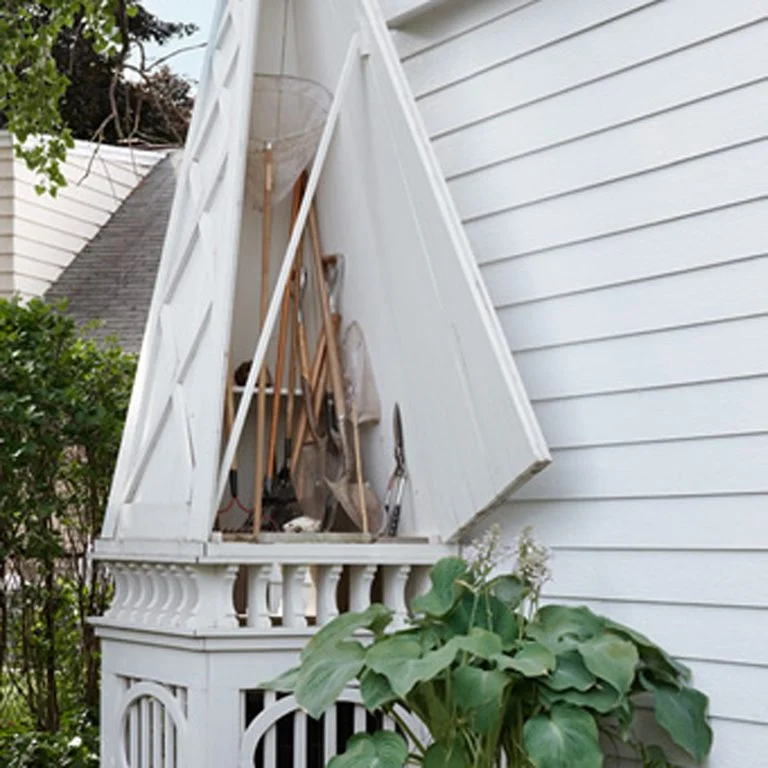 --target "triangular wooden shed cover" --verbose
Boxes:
[102,0,550,545]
